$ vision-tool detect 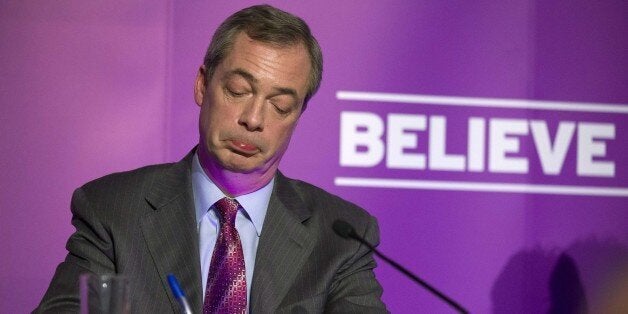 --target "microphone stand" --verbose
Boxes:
[334,220,469,314]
